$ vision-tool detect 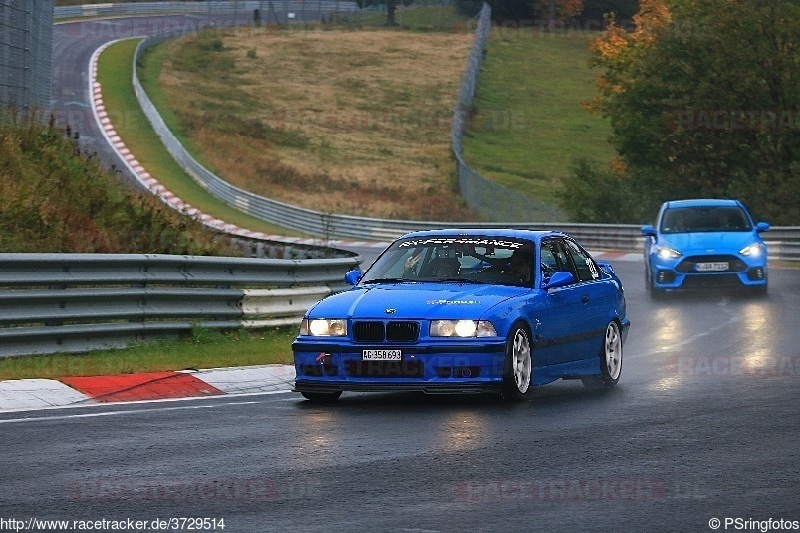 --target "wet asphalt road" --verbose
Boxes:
[2,261,799,532]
